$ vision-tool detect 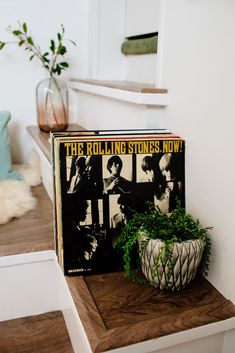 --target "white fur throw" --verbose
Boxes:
[13,150,41,187]
[0,150,41,224]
